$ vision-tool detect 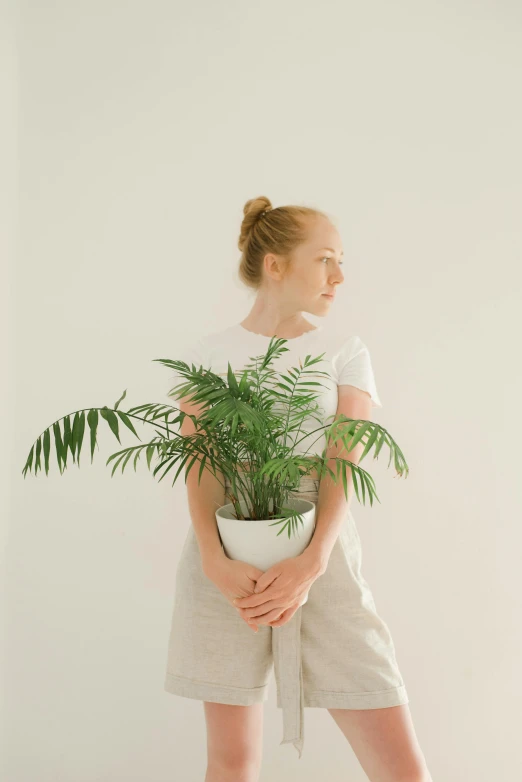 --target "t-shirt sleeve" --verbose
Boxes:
[335,336,383,407]
[166,336,208,404]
